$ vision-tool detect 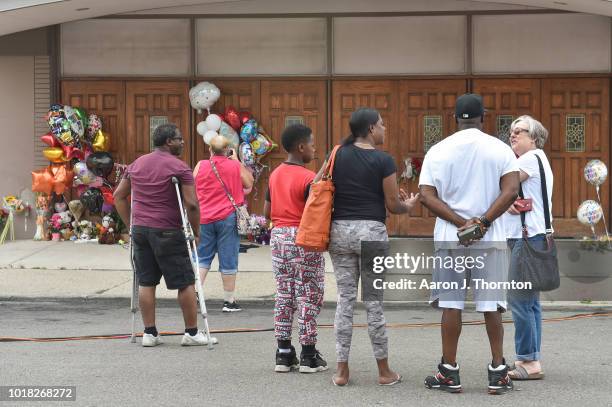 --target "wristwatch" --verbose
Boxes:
[478,216,492,228]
